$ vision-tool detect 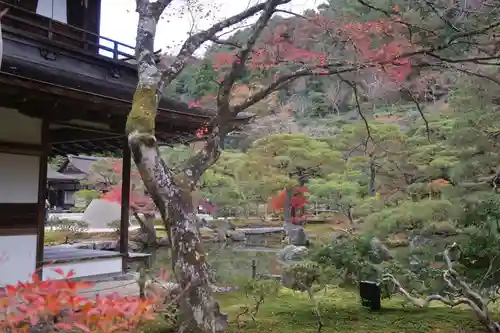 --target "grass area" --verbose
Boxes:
[145,288,486,333]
